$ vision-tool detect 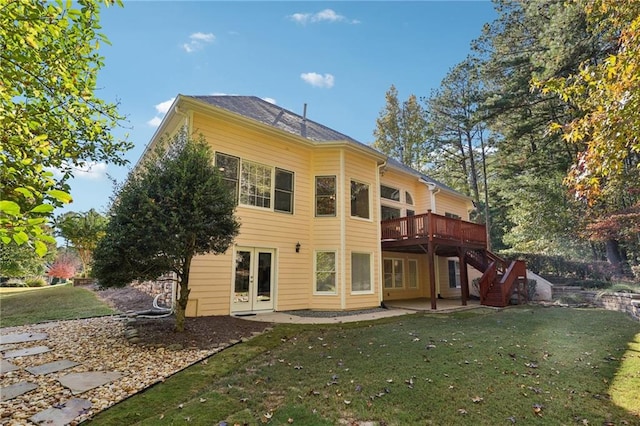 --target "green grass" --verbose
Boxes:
[0,284,115,327]
[88,307,640,425]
